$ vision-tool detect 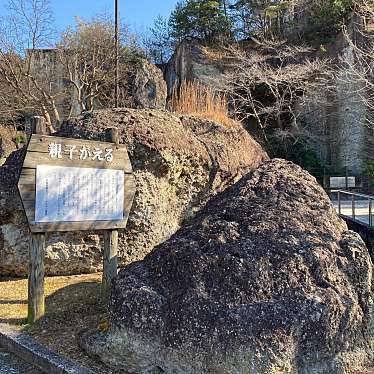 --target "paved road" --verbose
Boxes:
[0,347,42,374]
